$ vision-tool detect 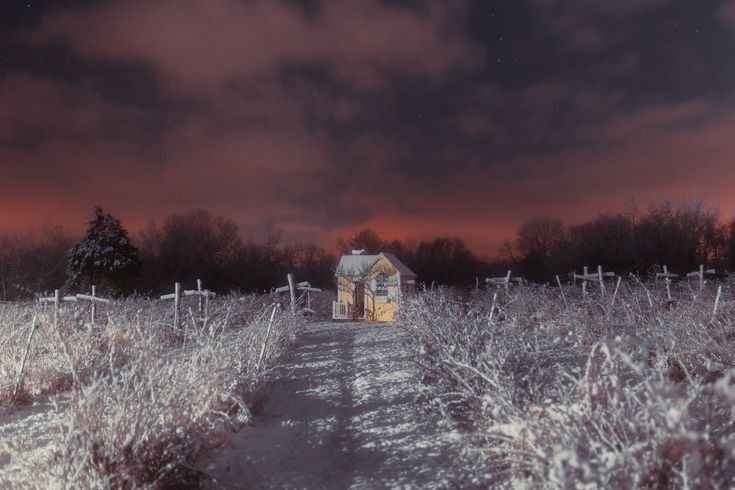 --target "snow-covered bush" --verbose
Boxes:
[0,296,304,487]
[400,289,574,429]
[506,342,735,488]
[400,280,735,487]
[66,206,141,295]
